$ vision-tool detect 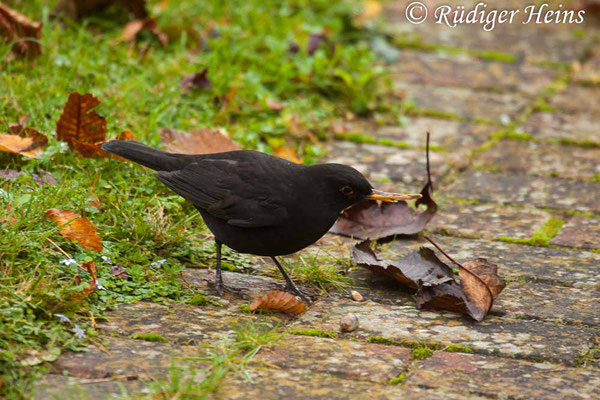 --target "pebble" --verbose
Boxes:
[350,290,364,302]
[340,313,359,332]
